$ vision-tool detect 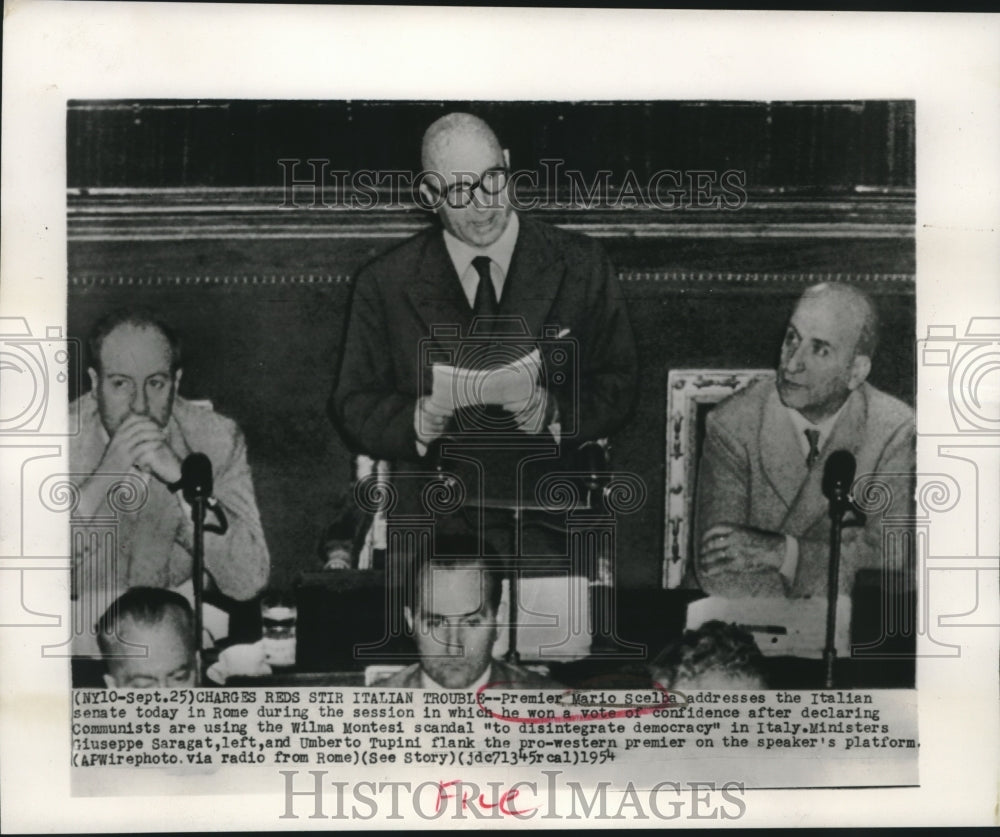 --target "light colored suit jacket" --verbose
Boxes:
[694,380,914,597]
[69,393,271,603]
[378,659,562,689]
